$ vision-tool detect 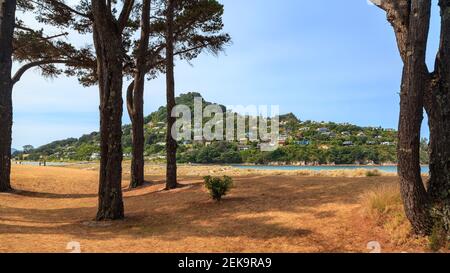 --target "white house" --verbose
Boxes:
[90,153,100,160]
